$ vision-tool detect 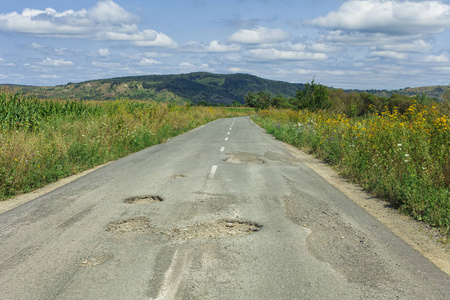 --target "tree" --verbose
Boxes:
[295,77,330,110]
[231,100,241,107]
[244,92,257,107]
[254,91,271,110]
[271,94,293,109]
[197,100,209,106]
[244,91,271,110]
